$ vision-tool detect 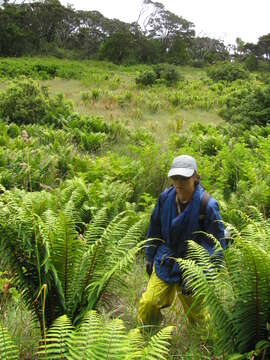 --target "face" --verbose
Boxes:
[171,175,196,202]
